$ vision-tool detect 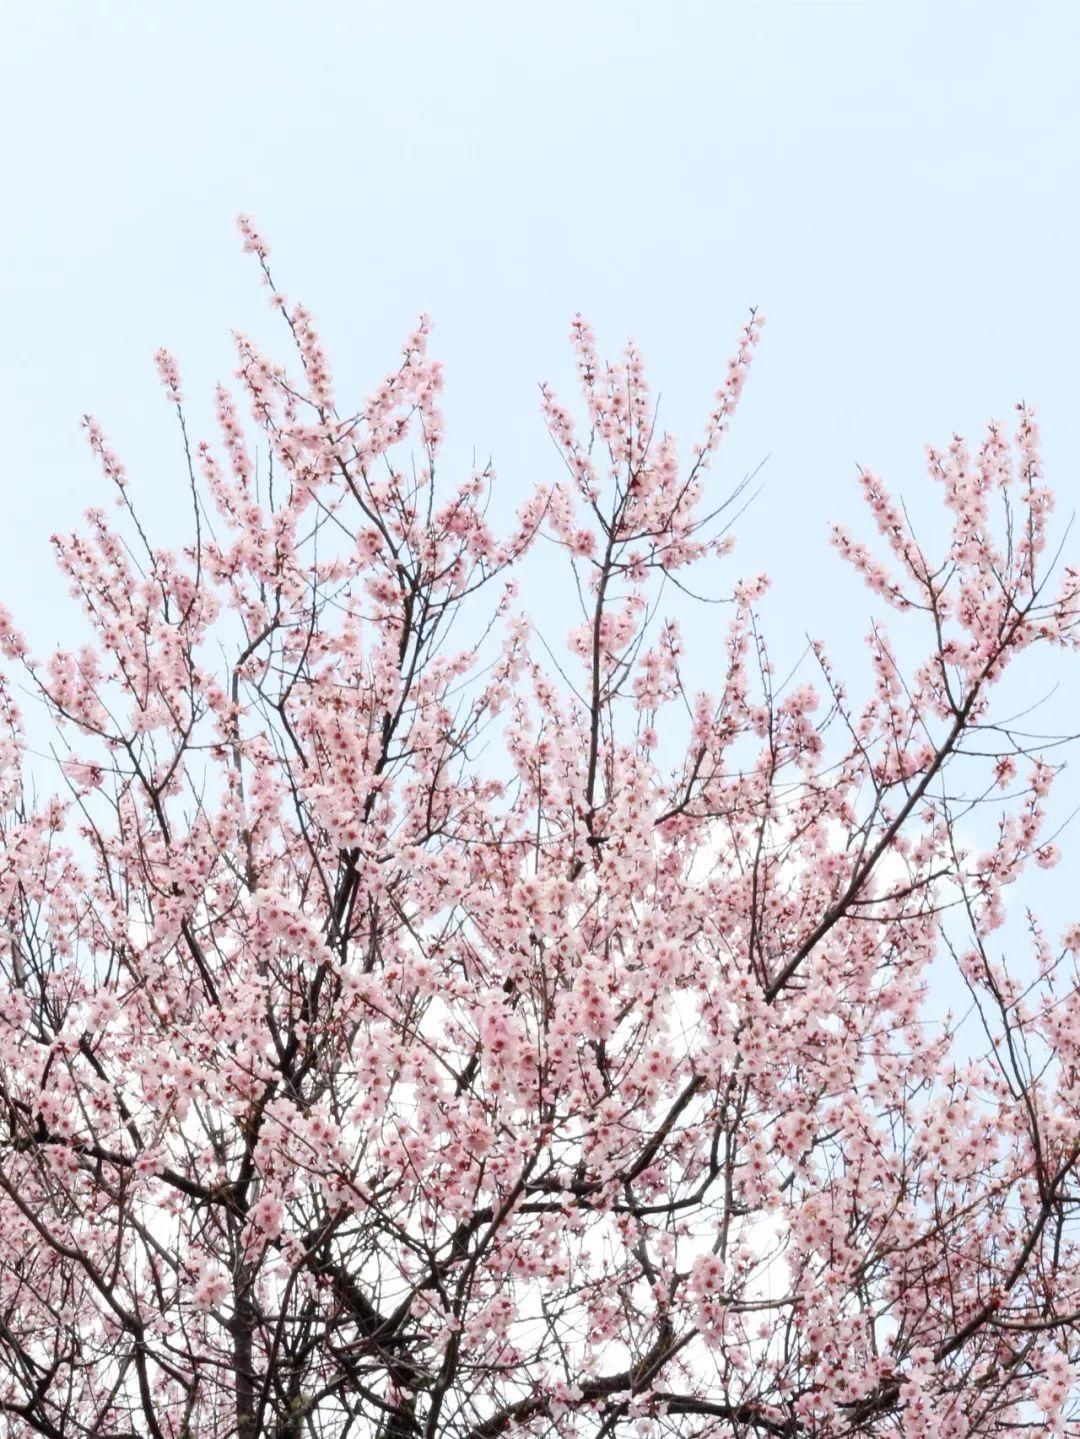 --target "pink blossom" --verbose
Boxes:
[0,227,1074,1438]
